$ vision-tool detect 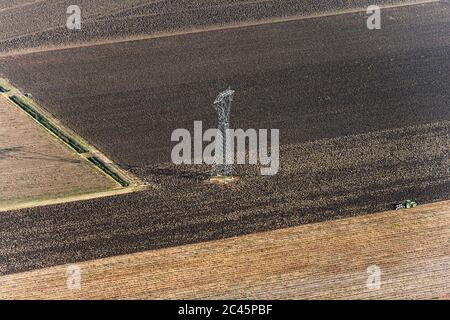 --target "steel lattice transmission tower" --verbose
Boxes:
[212,88,235,177]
